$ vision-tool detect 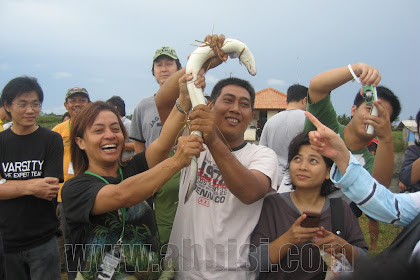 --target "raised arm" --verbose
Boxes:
[331,155,420,227]
[155,34,227,124]
[308,63,381,103]
[305,112,420,226]
[154,68,186,124]
[146,74,203,168]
